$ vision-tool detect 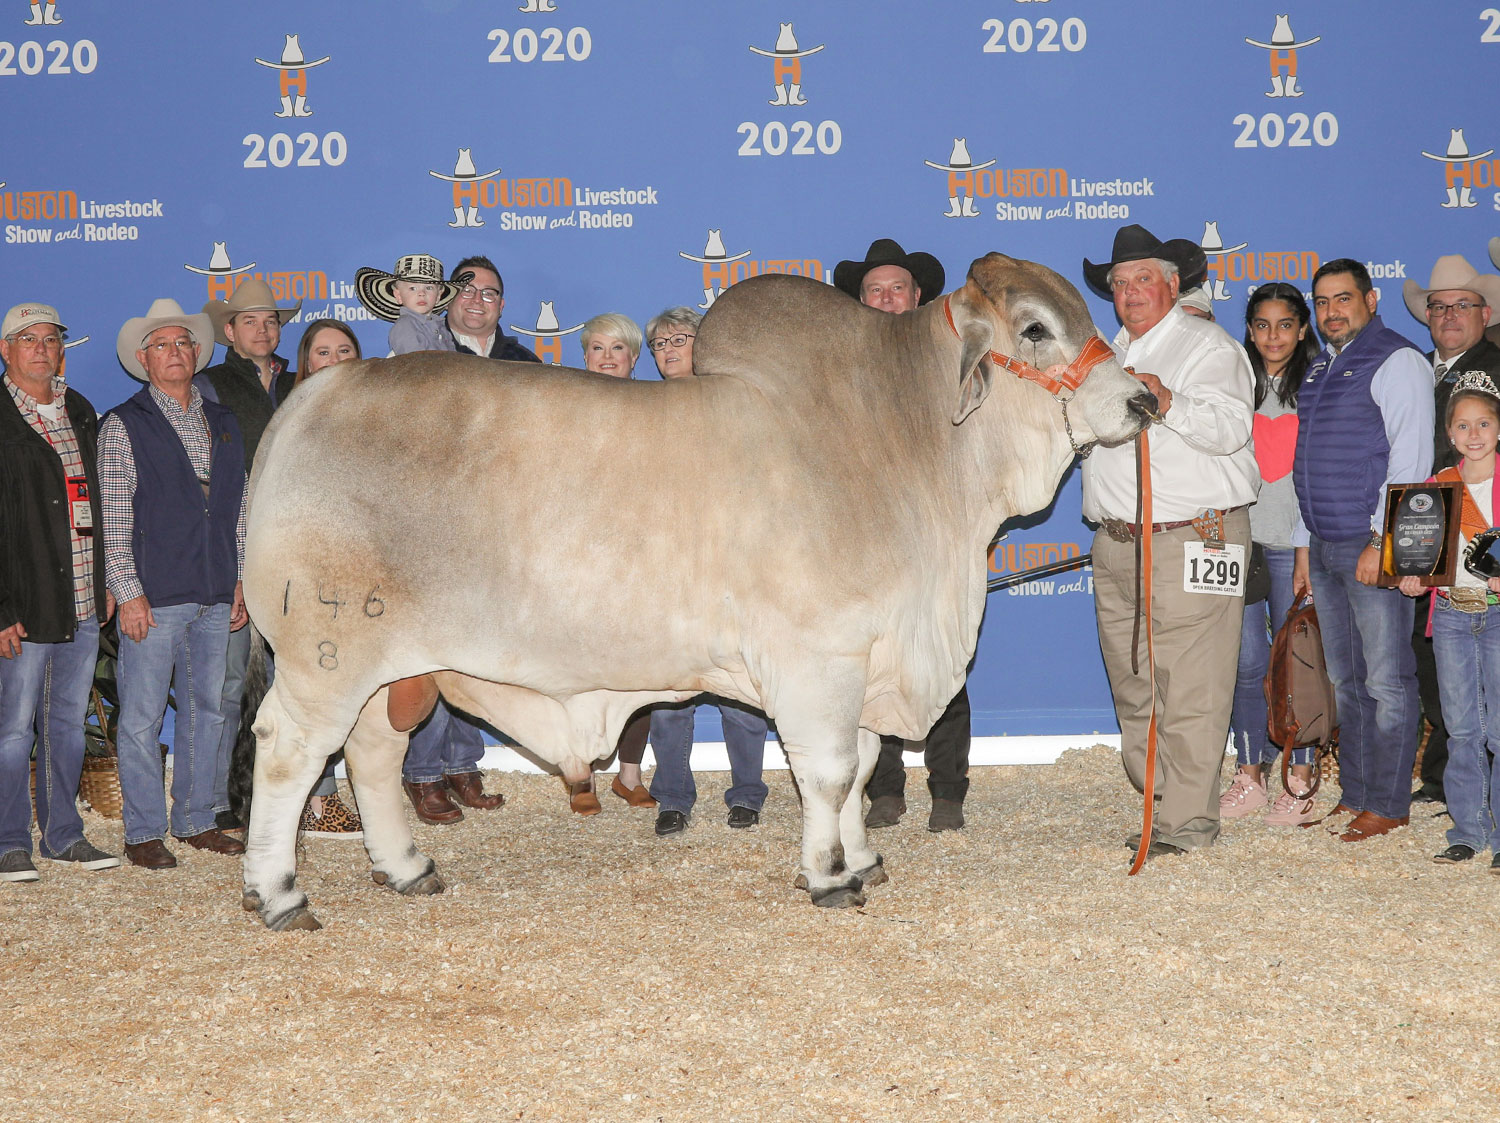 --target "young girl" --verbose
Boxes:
[1221,284,1320,824]
[1400,371,1500,869]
